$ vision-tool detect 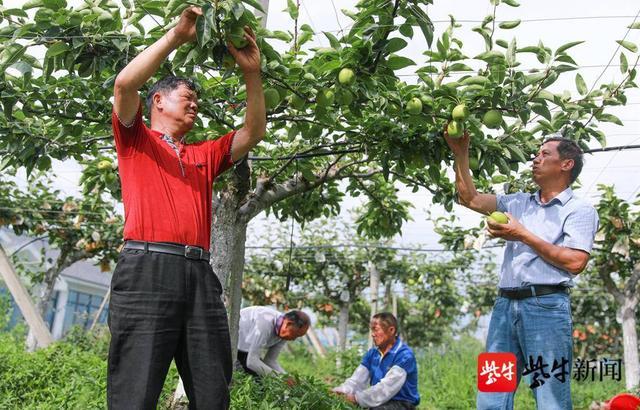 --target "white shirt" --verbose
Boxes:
[237,306,286,376]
